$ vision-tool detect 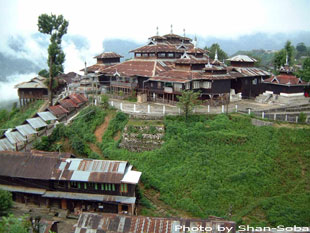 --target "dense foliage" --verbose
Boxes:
[100,113,310,227]
[33,106,106,157]
[0,100,43,136]
[0,189,12,216]
[204,43,228,61]
[0,214,31,233]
